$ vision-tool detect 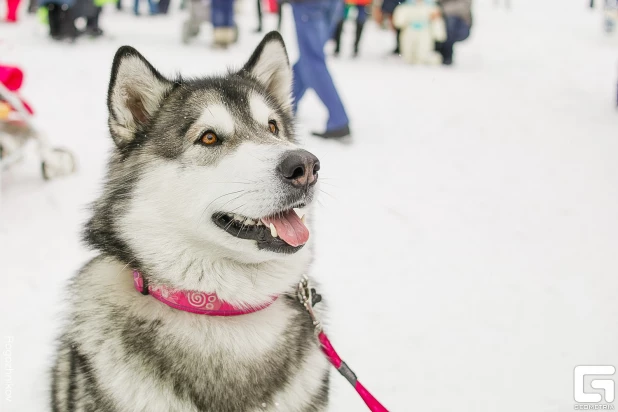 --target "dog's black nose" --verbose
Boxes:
[277,150,320,188]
